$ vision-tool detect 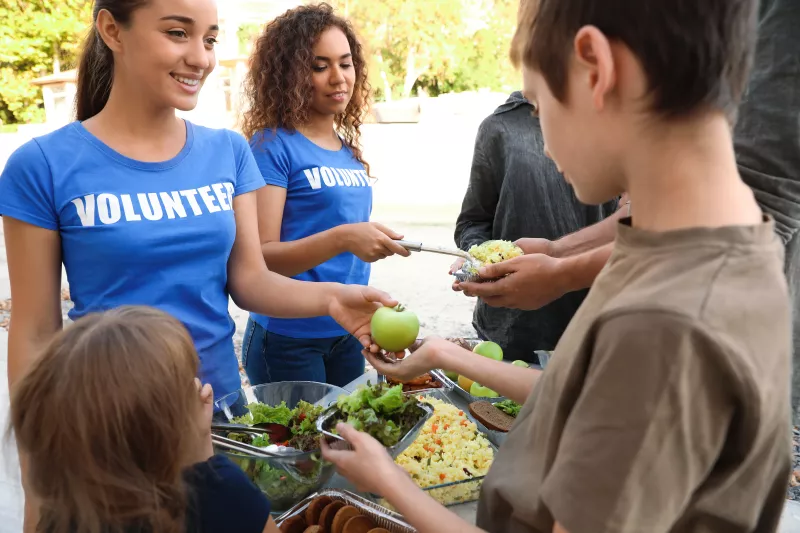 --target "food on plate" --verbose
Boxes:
[371,304,420,352]
[467,240,523,268]
[473,340,503,361]
[469,401,516,432]
[326,382,428,447]
[231,400,325,452]
[495,399,522,417]
[386,372,442,392]
[220,400,328,506]
[331,505,361,533]
[342,515,375,533]
[469,382,500,398]
[390,396,494,506]
[319,501,346,532]
[445,337,472,350]
[305,495,333,525]
[511,359,529,368]
[279,515,307,533]
[288,497,382,533]
[457,375,475,392]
